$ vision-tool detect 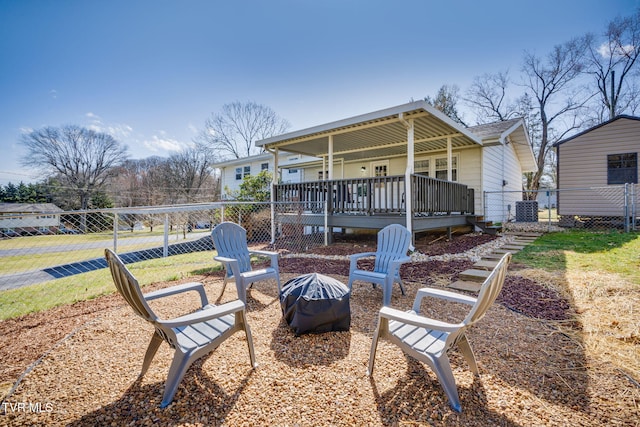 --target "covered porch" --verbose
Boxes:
[257,101,484,242]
